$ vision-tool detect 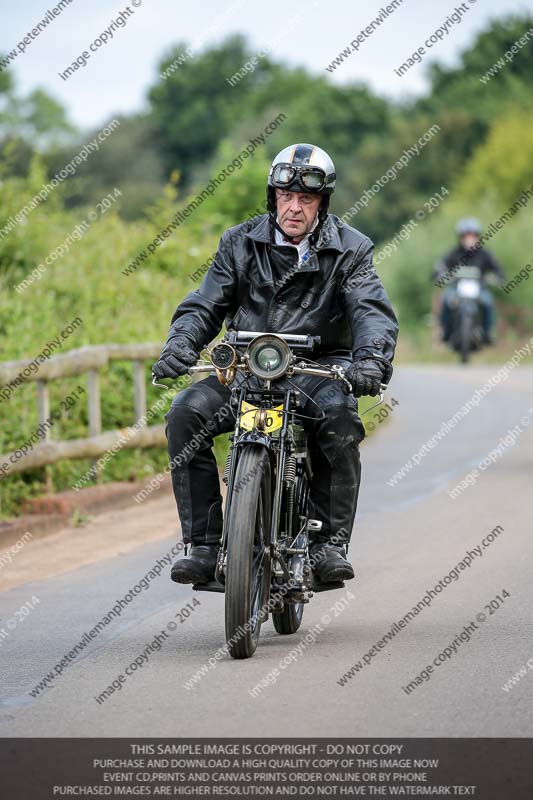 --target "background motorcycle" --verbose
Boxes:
[447,265,484,363]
